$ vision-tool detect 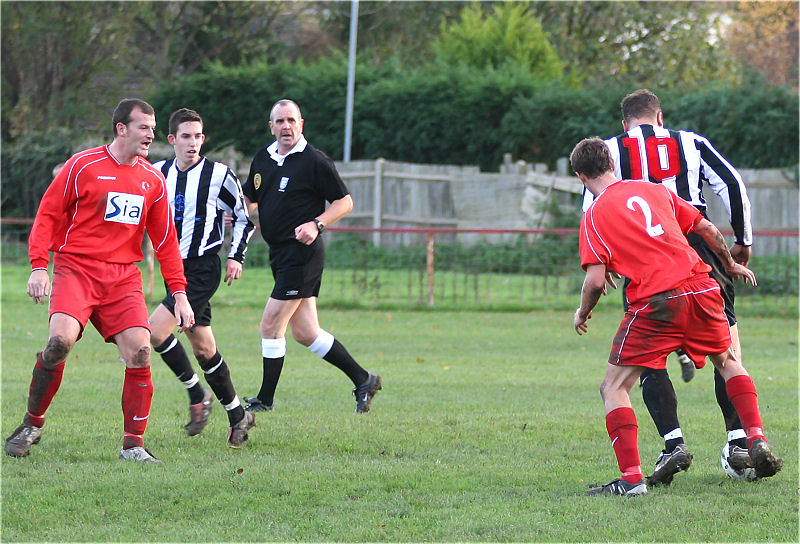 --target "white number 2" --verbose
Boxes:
[626,196,665,237]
